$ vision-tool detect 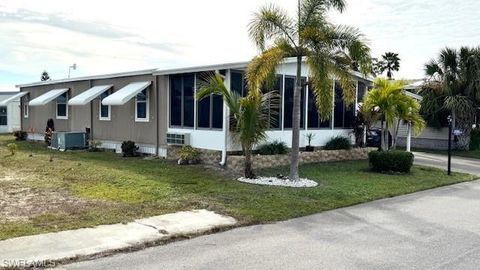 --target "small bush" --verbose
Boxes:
[257,140,288,155]
[178,145,201,164]
[13,131,28,141]
[369,150,414,173]
[7,143,18,155]
[324,136,352,150]
[88,140,103,152]
[470,128,480,150]
[121,141,138,157]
